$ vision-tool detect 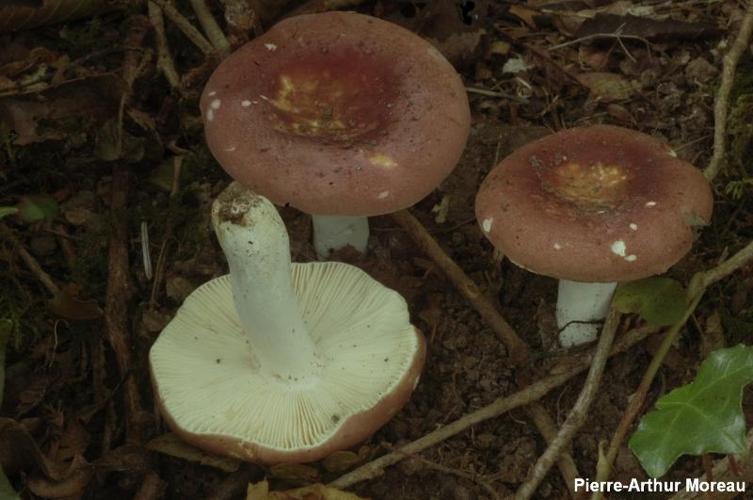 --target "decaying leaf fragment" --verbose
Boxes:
[0,0,125,33]
[247,480,365,500]
[0,74,122,145]
[146,433,241,472]
[576,72,636,101]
